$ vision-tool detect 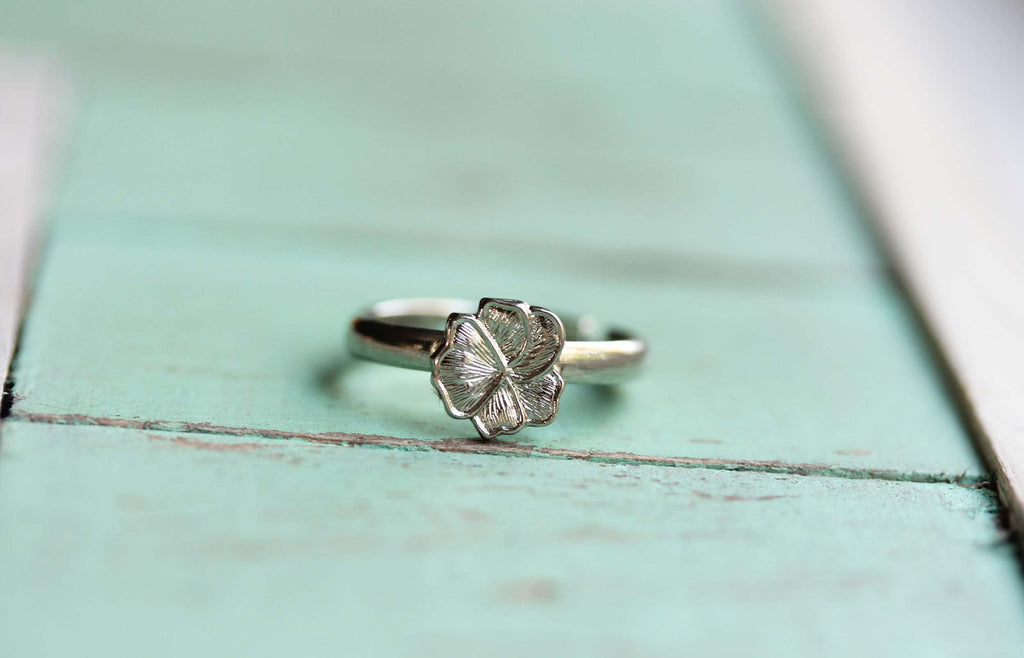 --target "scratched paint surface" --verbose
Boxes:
[2,0,1023,654]
[2,422,1023,658]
